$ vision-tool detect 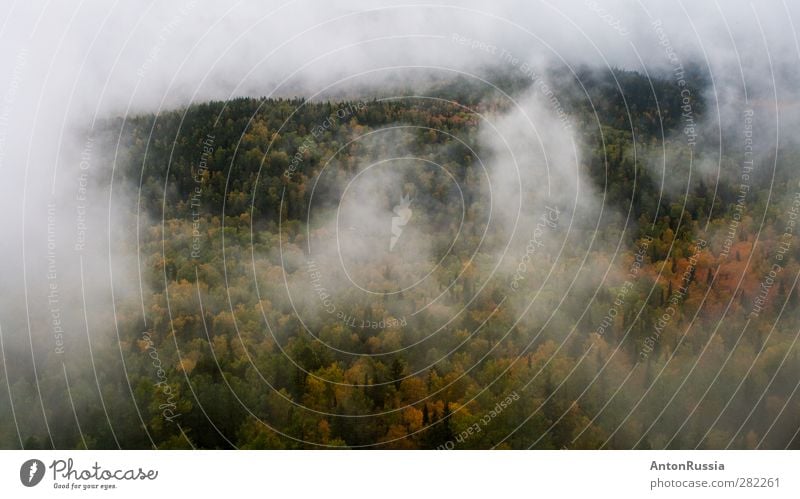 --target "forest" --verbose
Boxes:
[2,67,799,450]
